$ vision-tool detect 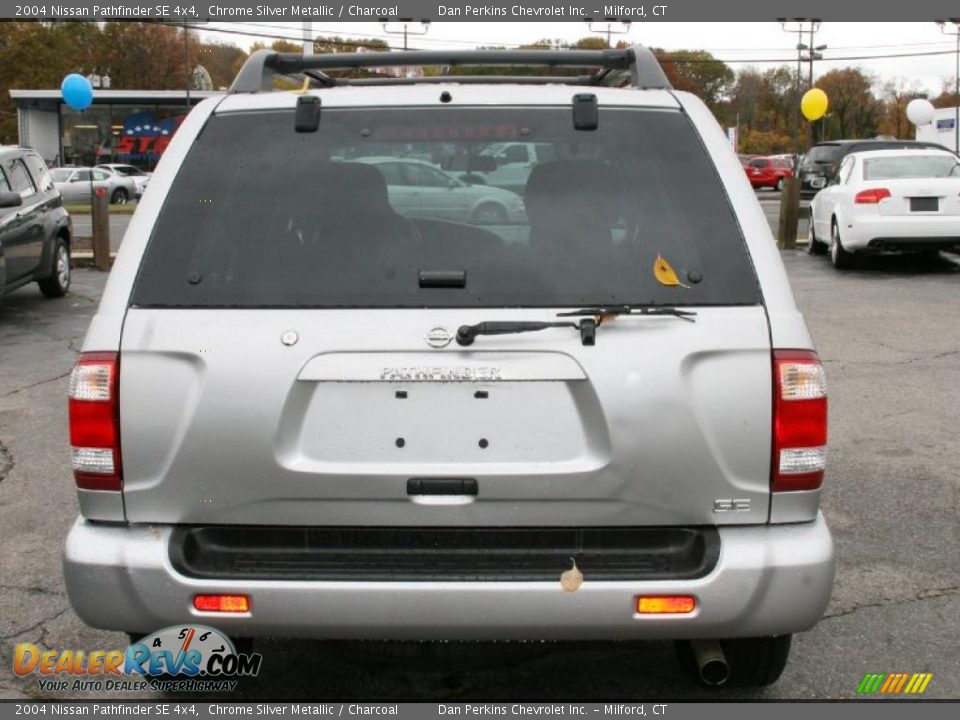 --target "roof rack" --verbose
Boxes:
[229,46,671,94]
